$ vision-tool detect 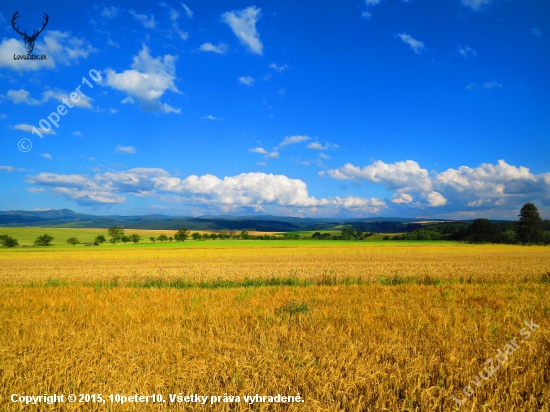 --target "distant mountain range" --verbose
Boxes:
[0,209,476,233]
